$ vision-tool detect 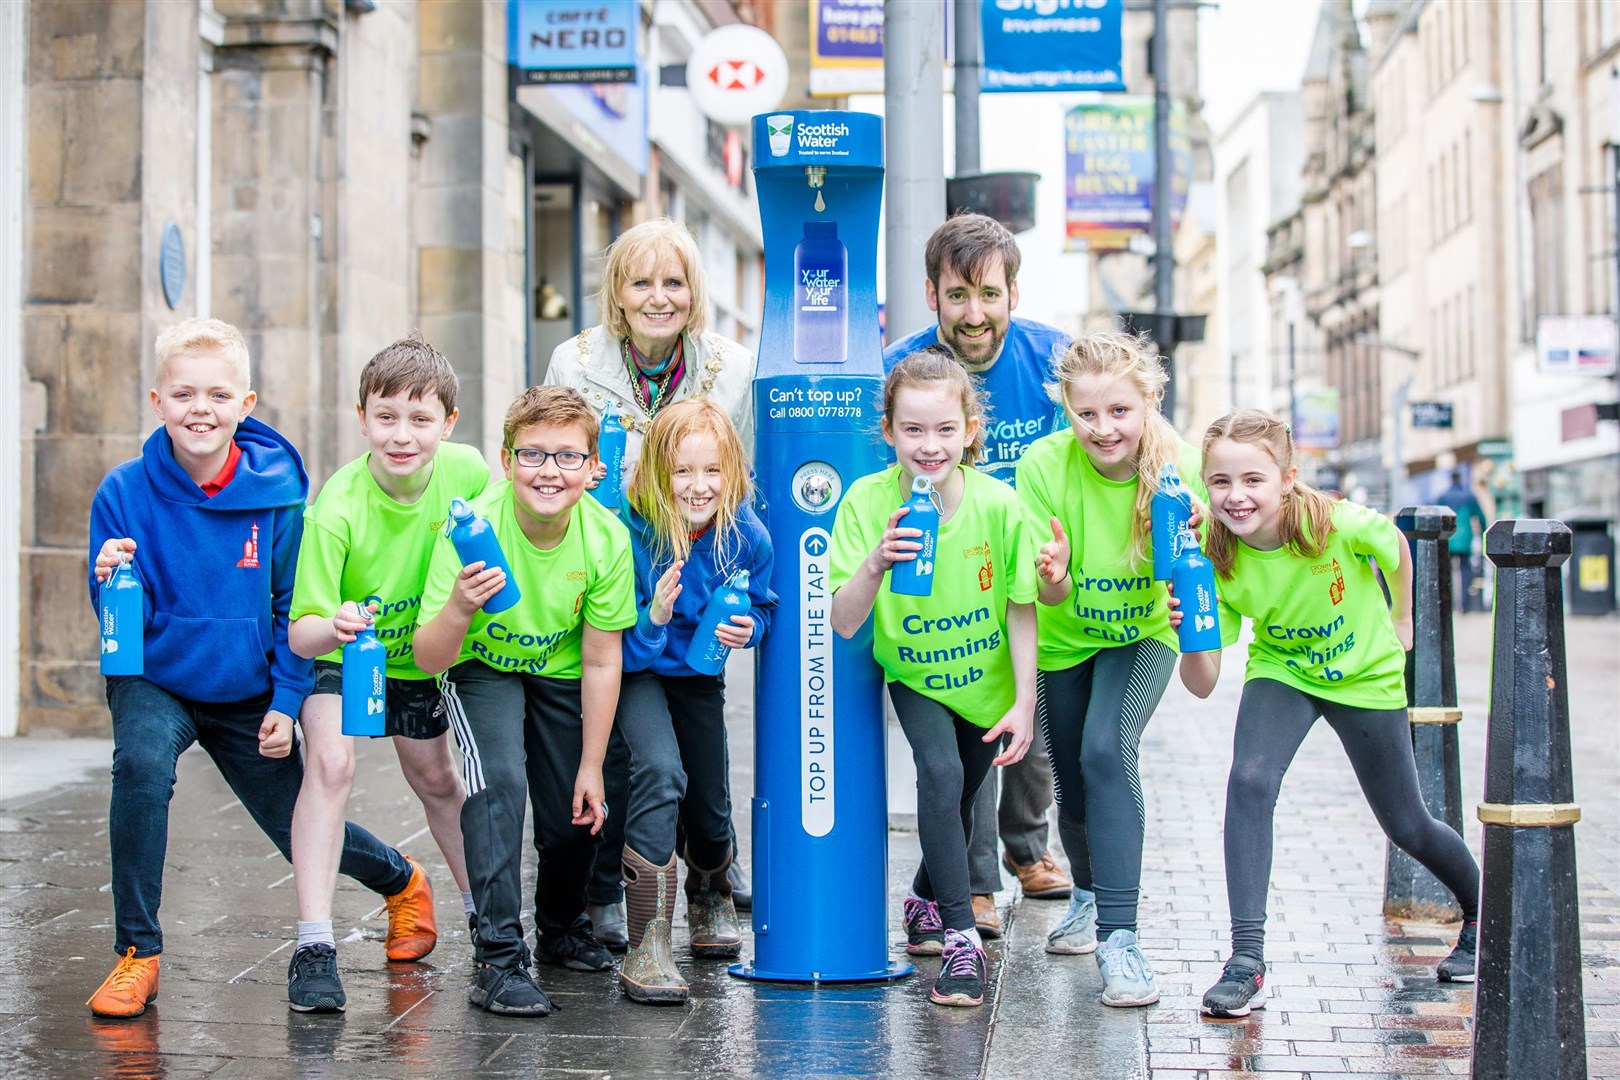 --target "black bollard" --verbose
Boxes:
[1386,506,1466,921]
[1471,520,1586,1080]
